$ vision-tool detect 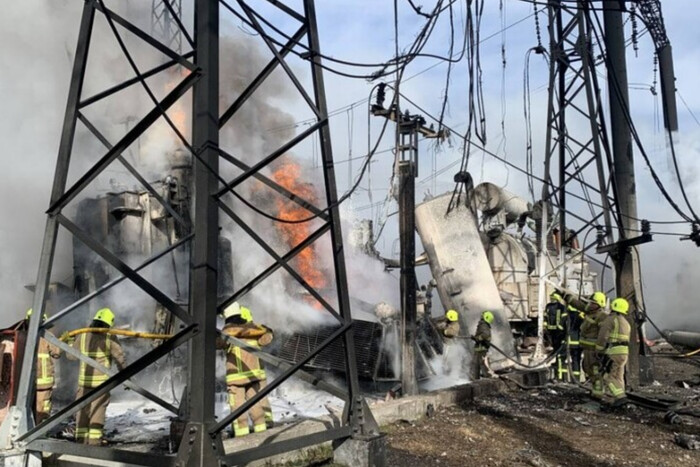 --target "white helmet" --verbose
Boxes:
[223,302,241,320]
